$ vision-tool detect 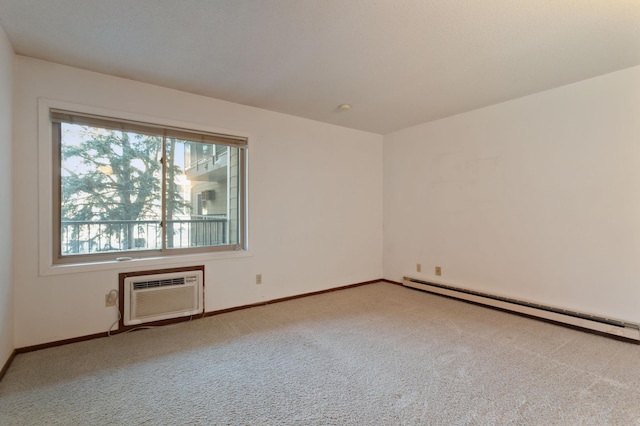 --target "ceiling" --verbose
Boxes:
[1,1,639,134]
